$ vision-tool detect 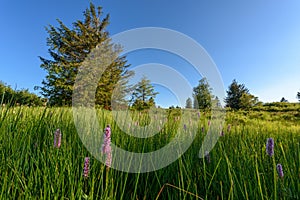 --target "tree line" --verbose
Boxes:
[30,3,300,109]
[188,78,300,110]
[0,82,45,106]
[1,3,299,109]
[187,78,259,110]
